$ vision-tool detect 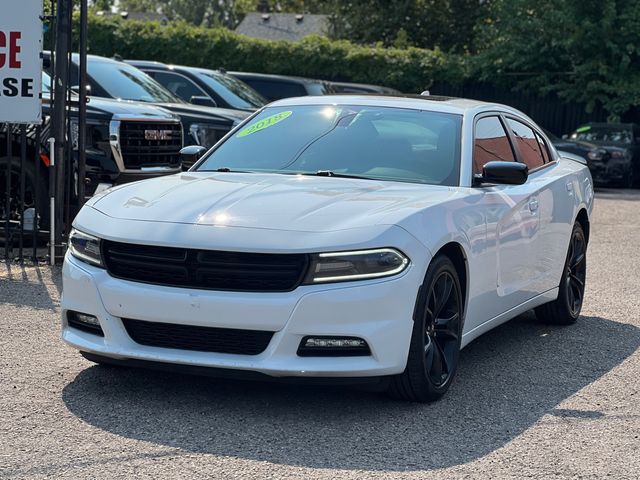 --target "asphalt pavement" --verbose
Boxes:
[0,189,638,479]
